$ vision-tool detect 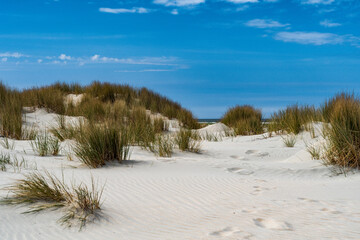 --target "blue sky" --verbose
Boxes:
[1,0,360,118]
